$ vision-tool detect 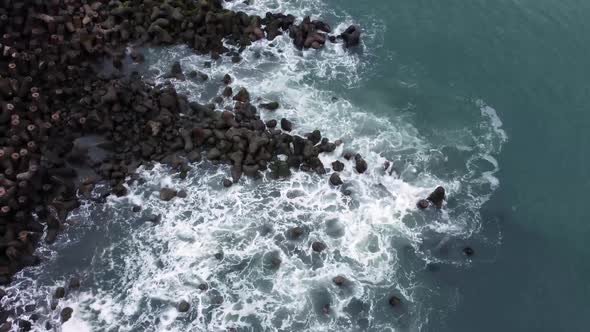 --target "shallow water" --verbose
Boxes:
[4,0,590,331]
